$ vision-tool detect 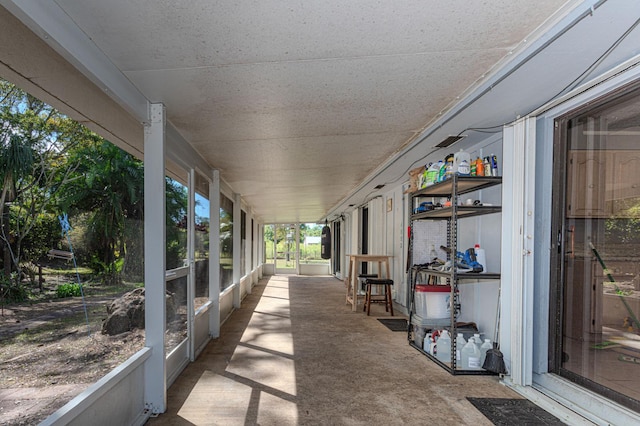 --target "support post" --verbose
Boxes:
[210,170,221,338]
[233,193,241,308]
[144,103,167,414]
